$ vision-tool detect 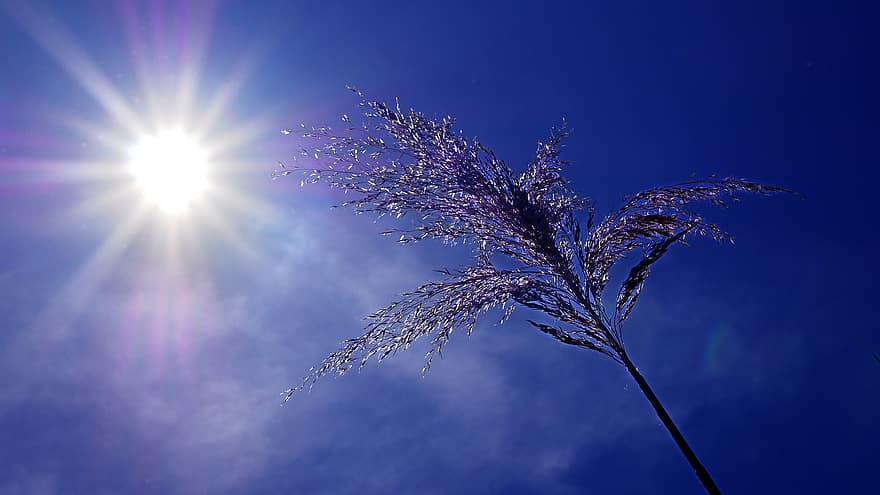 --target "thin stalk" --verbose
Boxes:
[618,351,722,495]
[548,244,722,494]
